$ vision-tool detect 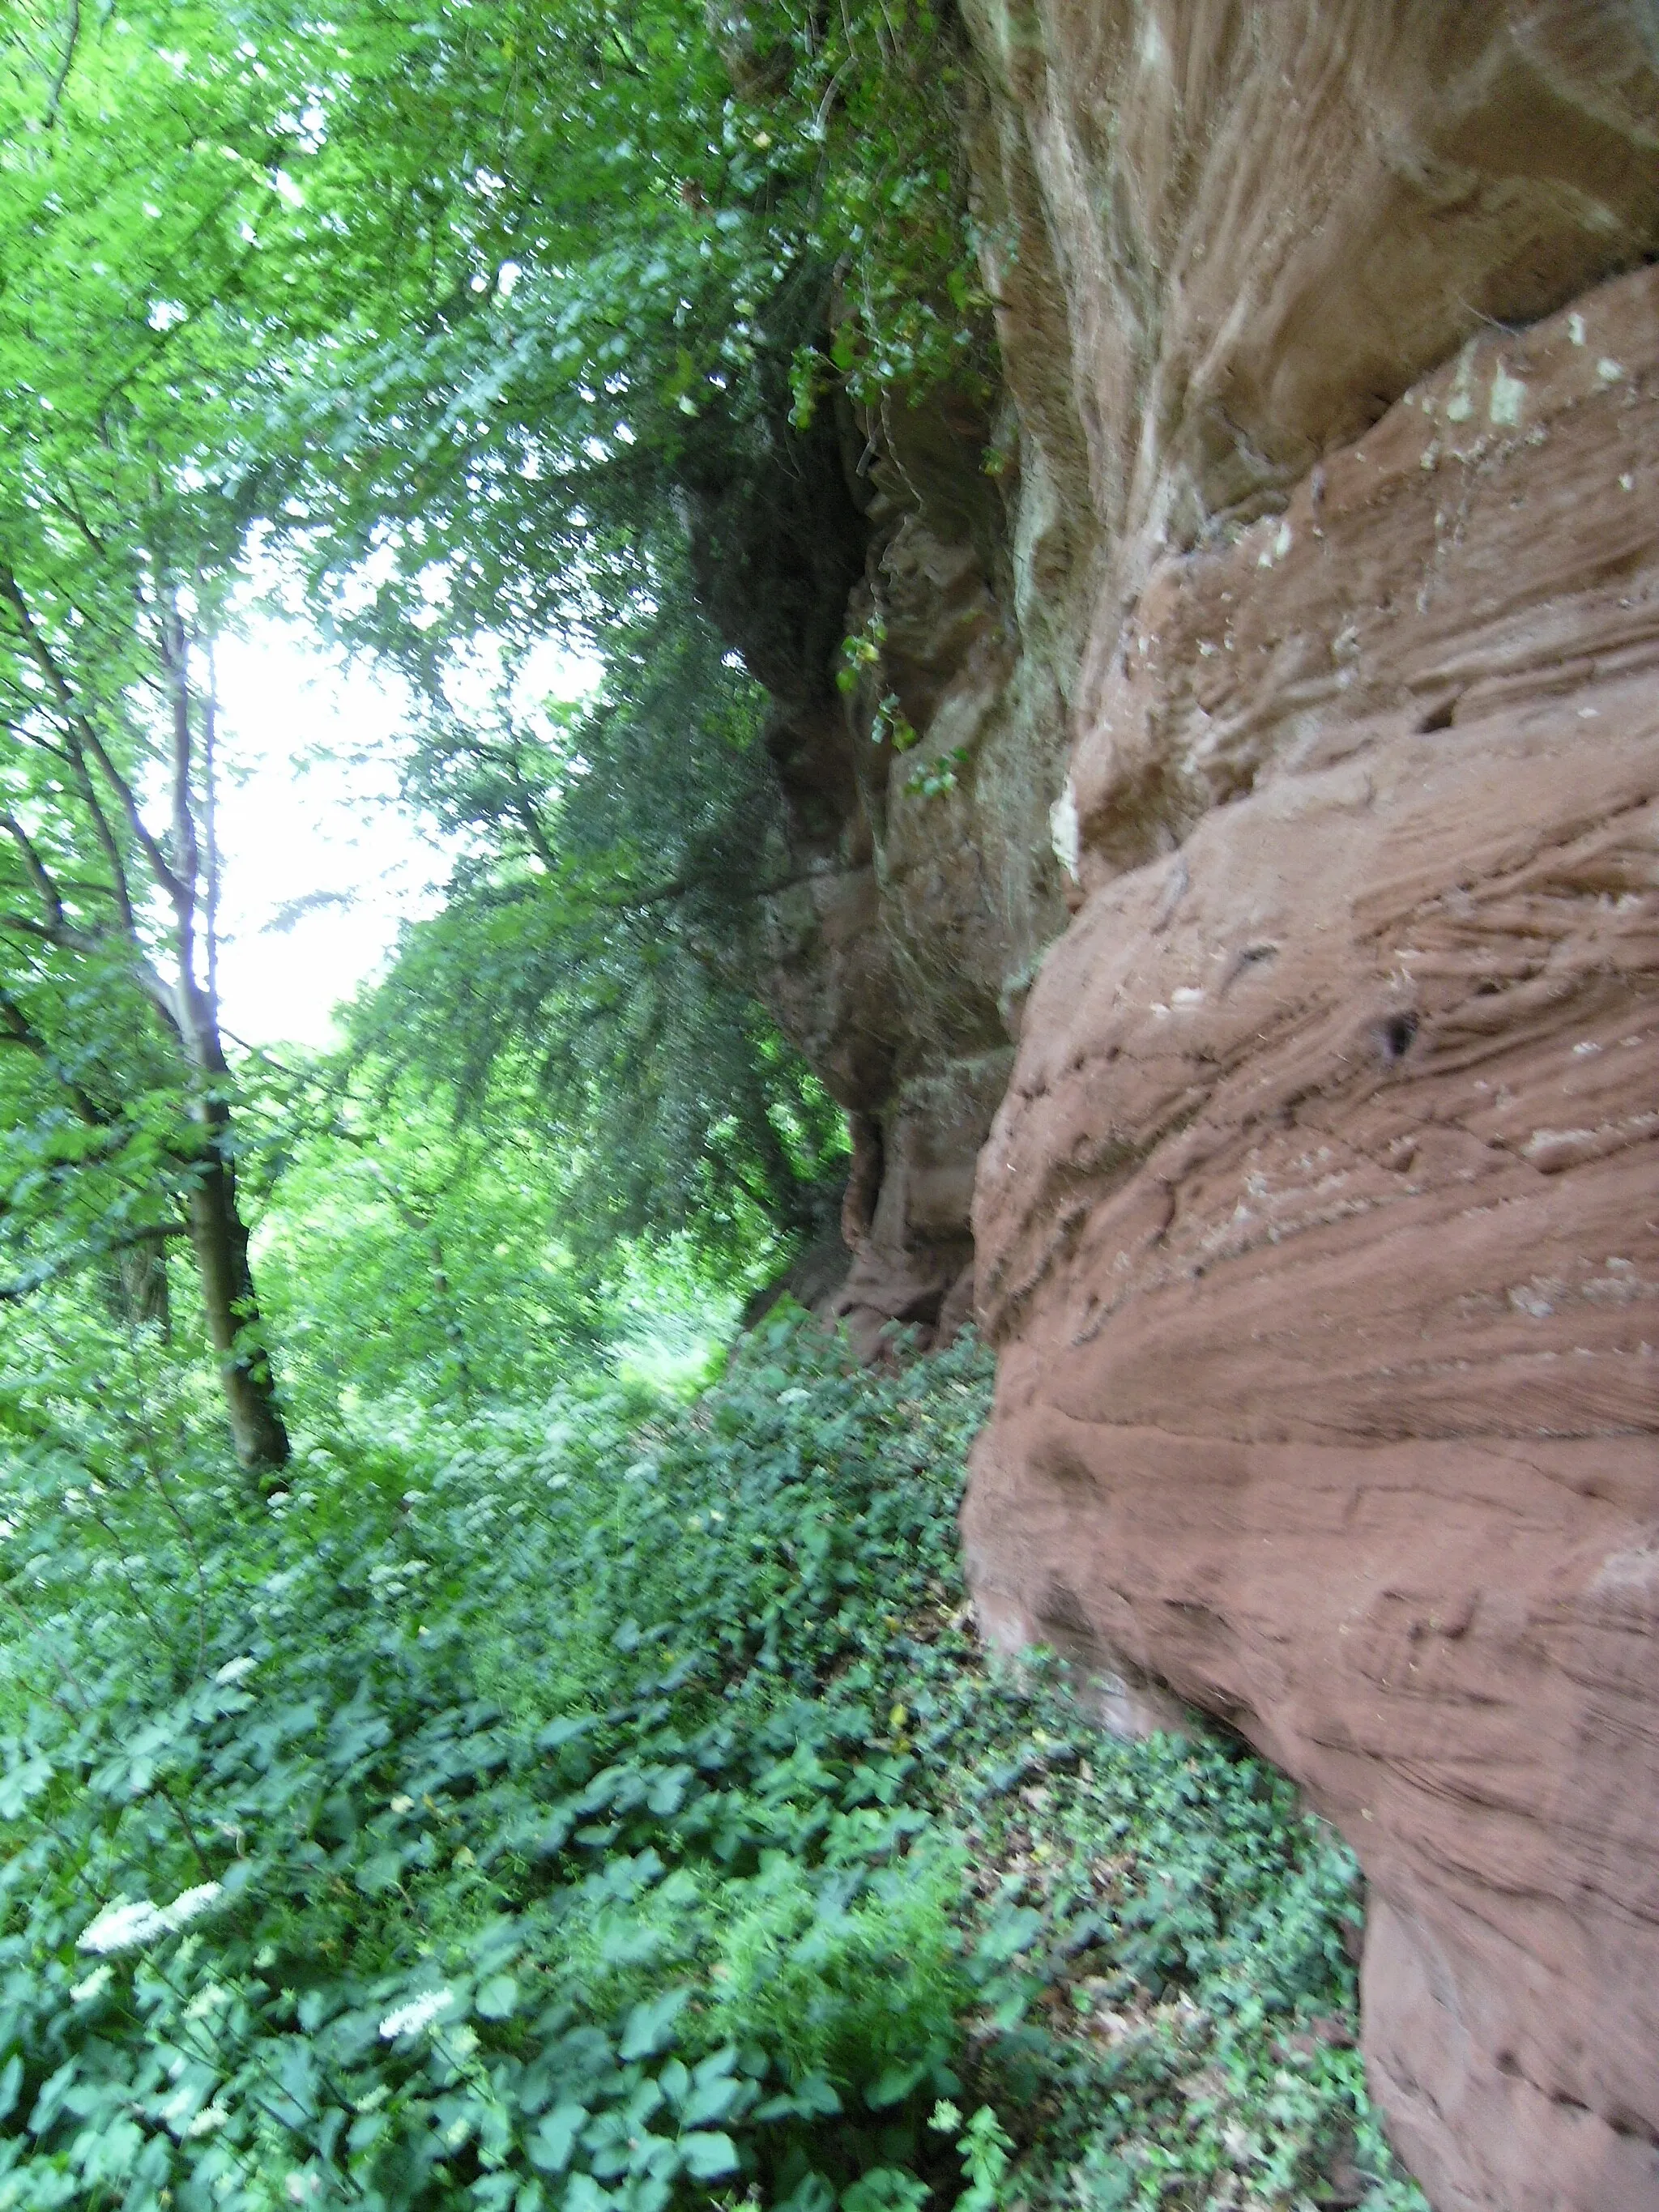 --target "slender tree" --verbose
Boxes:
[0,6,312,1473]
[0,573,288,1474]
